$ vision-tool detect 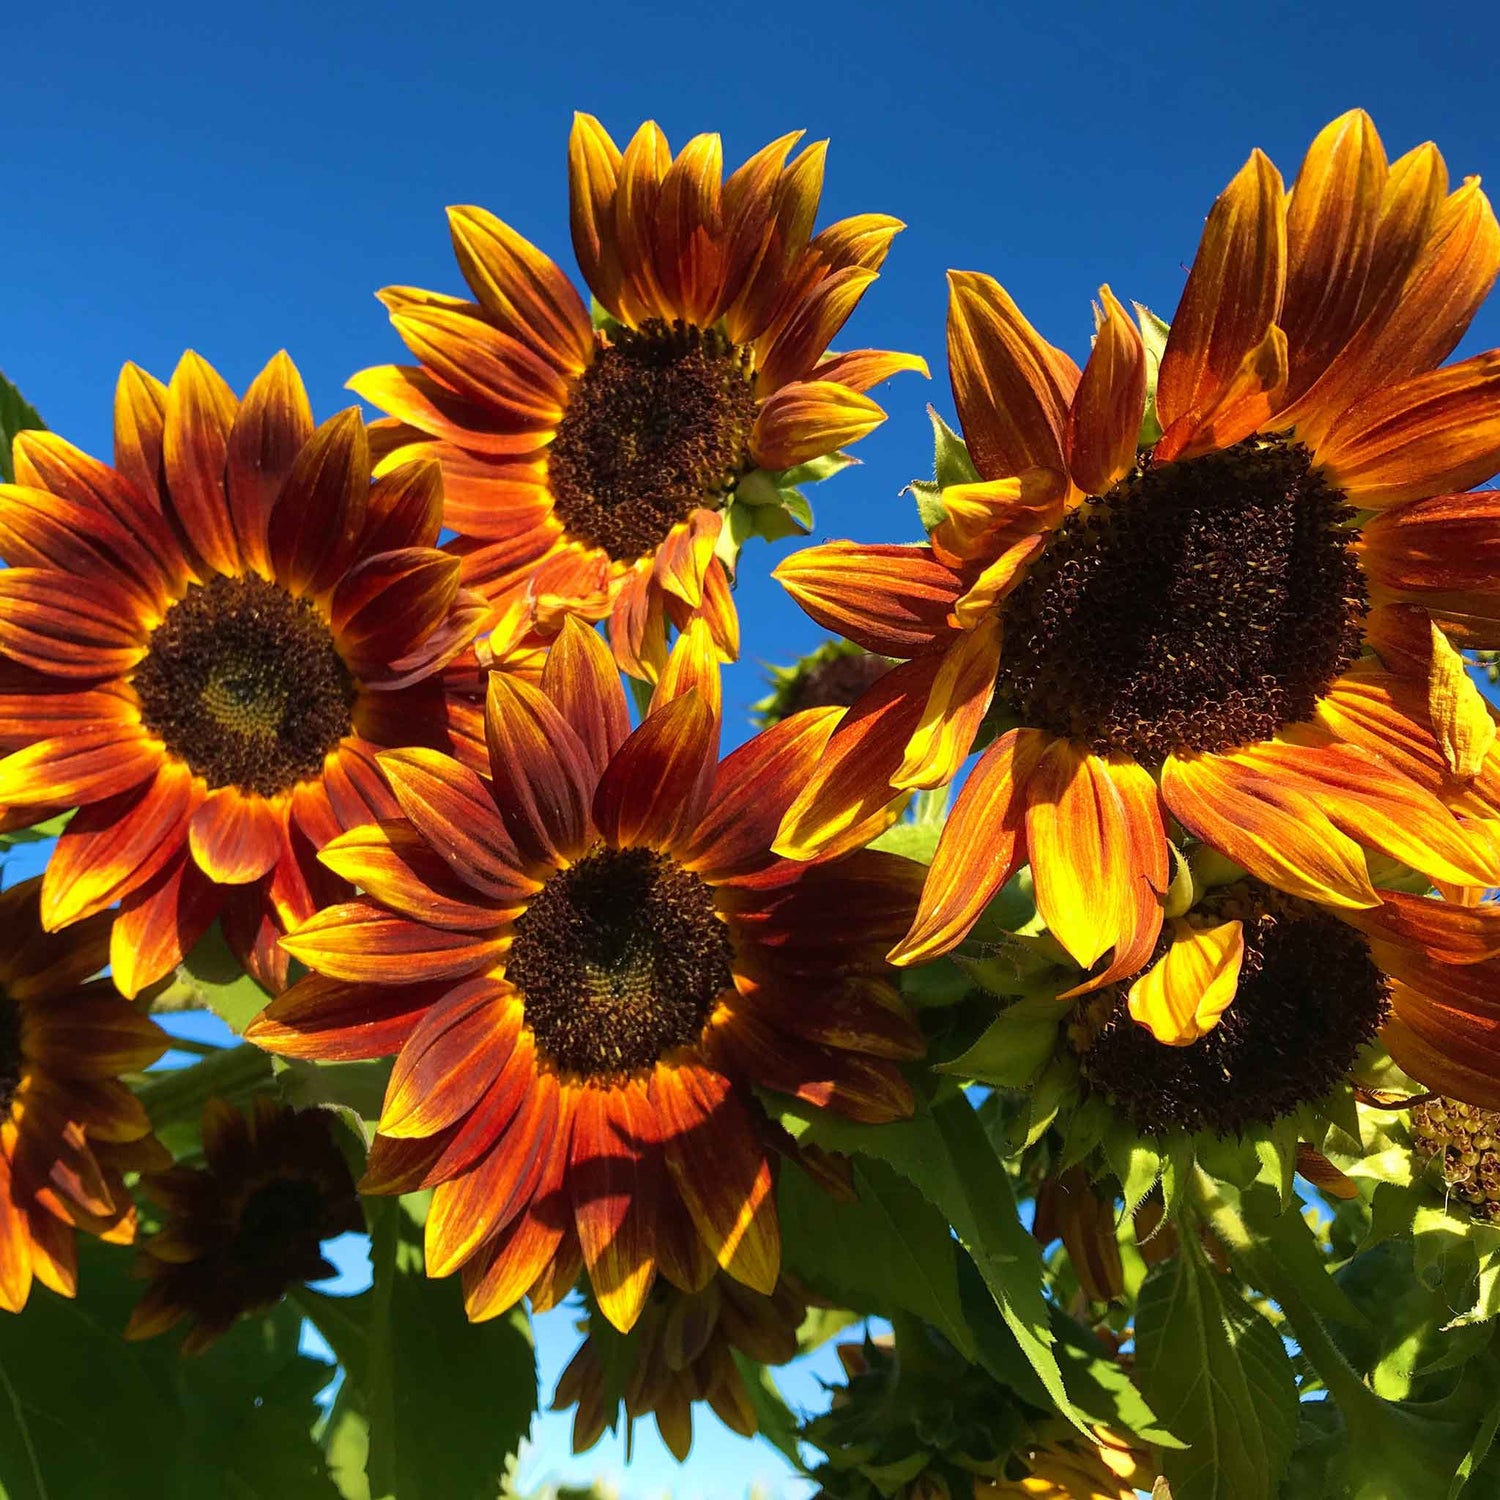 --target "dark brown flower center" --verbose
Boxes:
[547,319,757,562]
[507,846,734,1077]
[995,436,1367,759]
[232,1176,329,1270]
[1071,881,1389,1136]
[133,574,356,797]
[0,994,23,1116]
